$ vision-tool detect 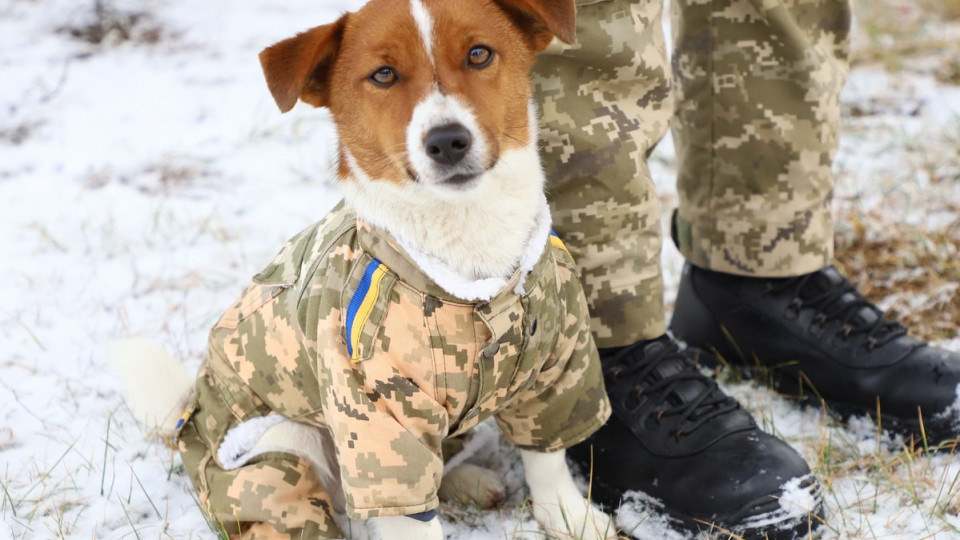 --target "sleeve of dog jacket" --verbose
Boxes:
[317,276,448,520]
[176,357,345,539]
[494,260,612,452]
